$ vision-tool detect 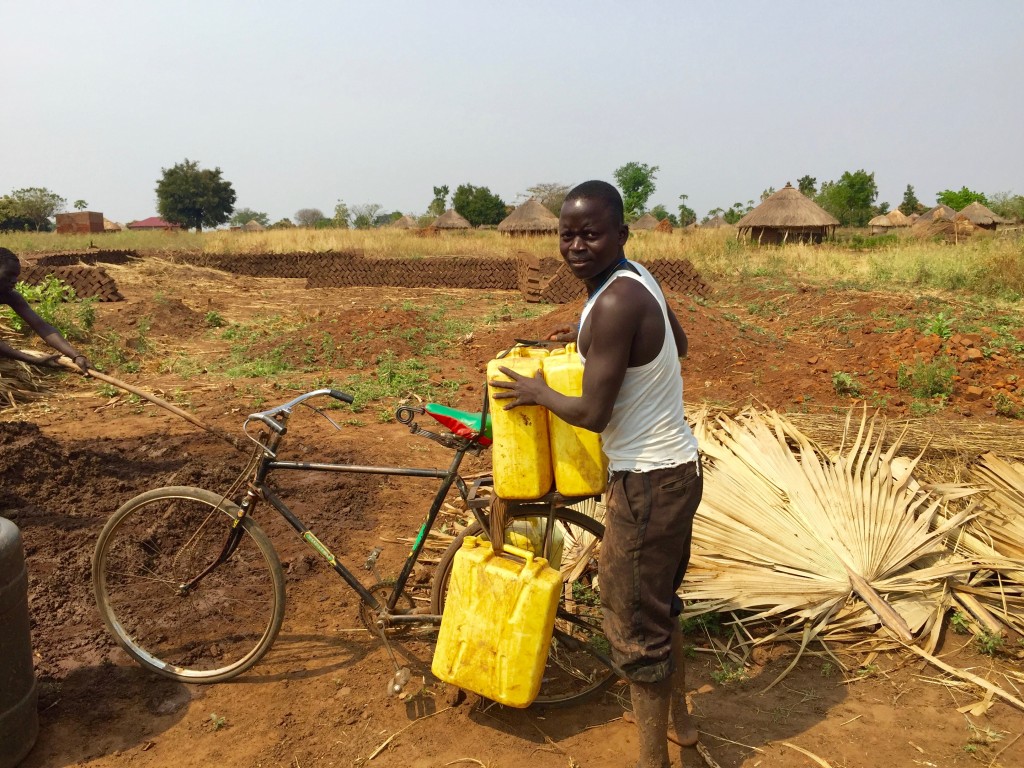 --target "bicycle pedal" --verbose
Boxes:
[387,667,412,697]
